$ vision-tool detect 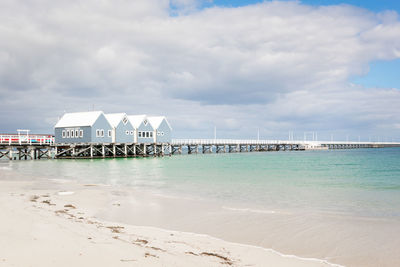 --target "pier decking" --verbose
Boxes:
[1,135,400,160]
